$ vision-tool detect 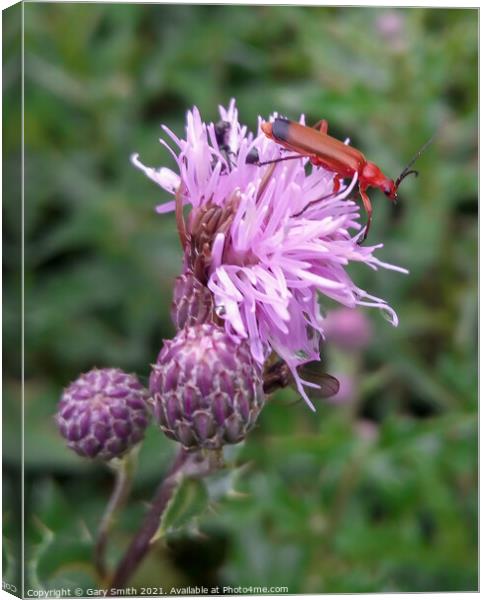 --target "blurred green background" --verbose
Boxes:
[3,3,477,594]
